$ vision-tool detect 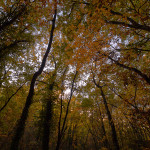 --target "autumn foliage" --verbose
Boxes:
[0,0,149,150]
